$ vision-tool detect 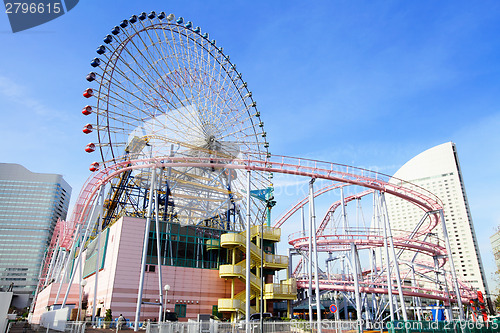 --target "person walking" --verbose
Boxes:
[117,314,125,330]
